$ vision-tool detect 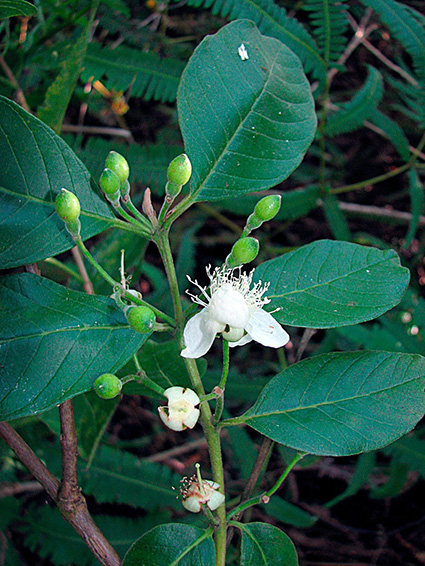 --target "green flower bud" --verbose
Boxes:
[226,237,259,268]
[167,154,192,186]
[105,151,130,184]
[165,180,182,200]
[99,168,121,196]
[94,373,122,399]
[254,195,281,222]
[55,189,80,222]
[126,305,156,333]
